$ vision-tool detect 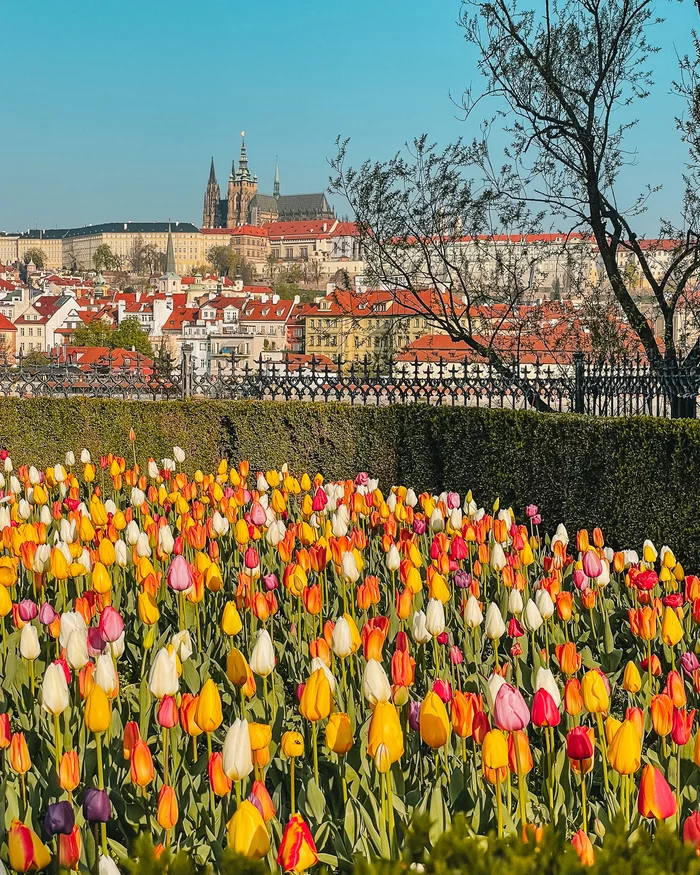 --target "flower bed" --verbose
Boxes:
[0,444,698,872]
